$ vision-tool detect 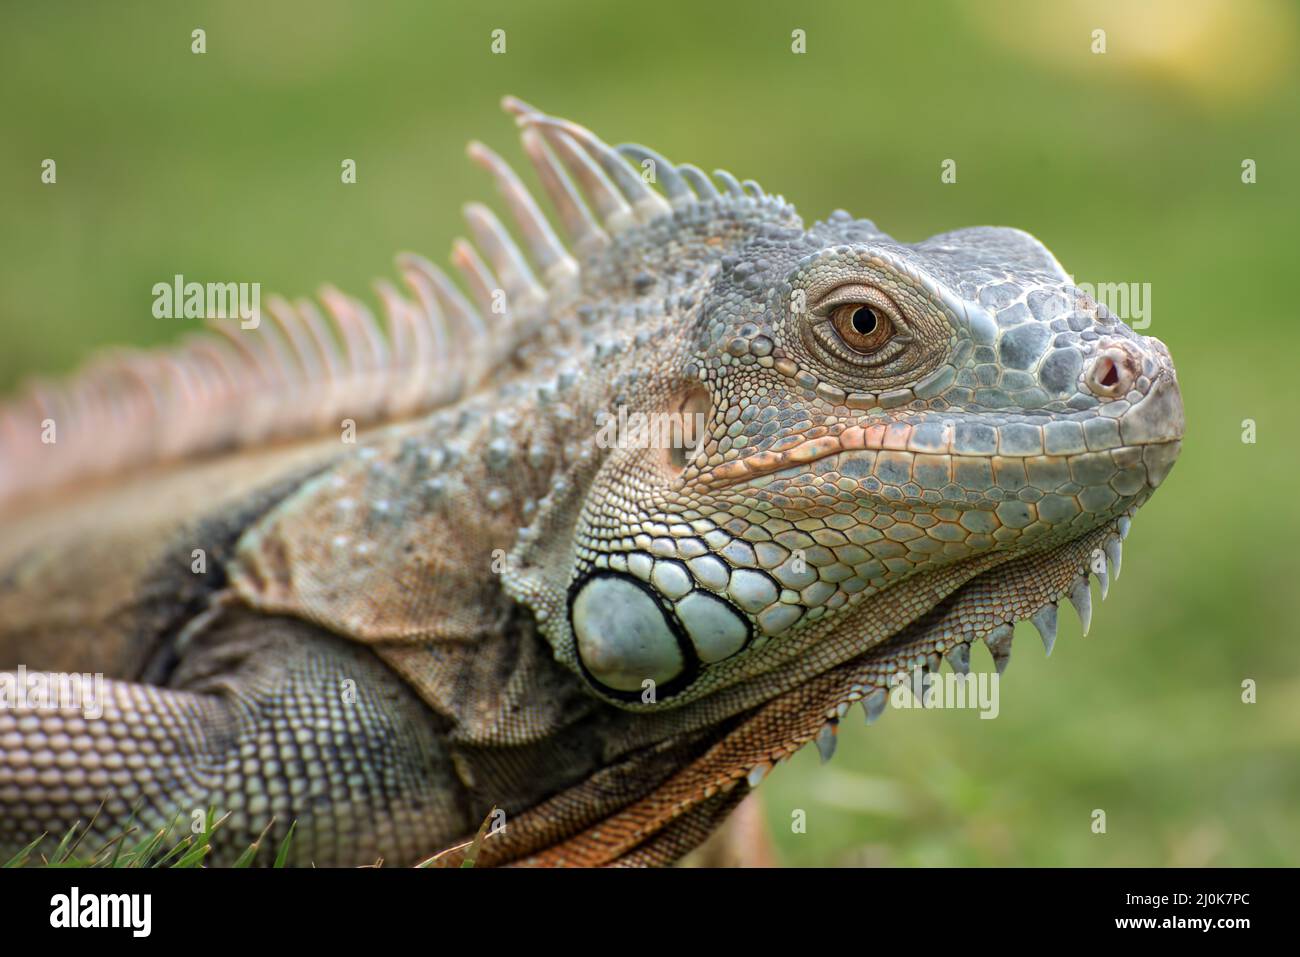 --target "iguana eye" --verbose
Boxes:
[801,281,913,372]
[830,302,895,354]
